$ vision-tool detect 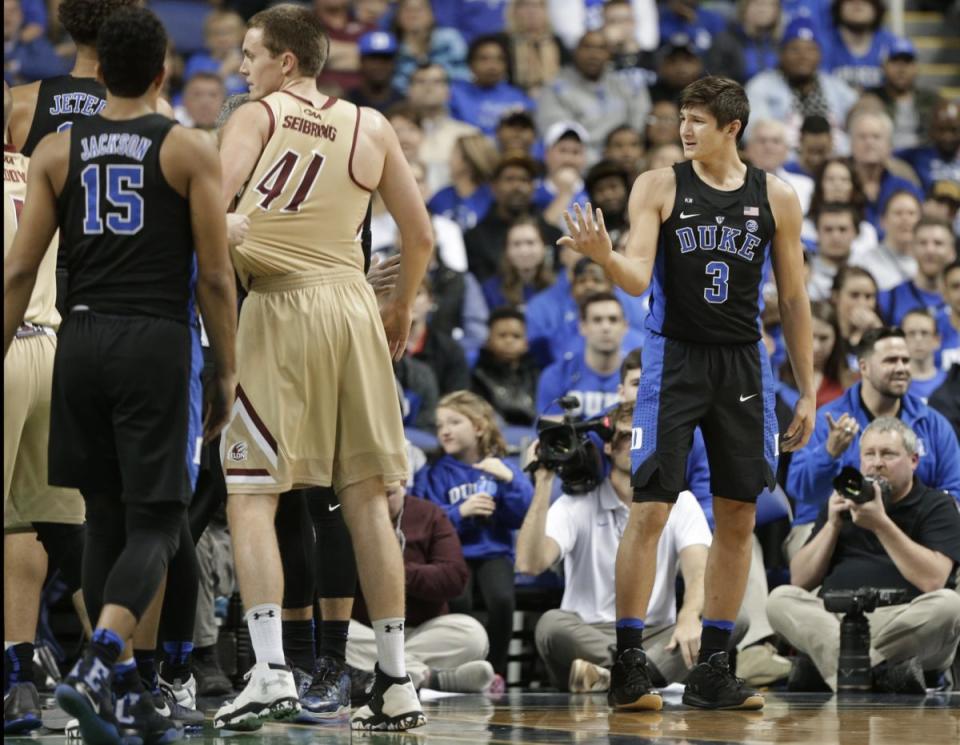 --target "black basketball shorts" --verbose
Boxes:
[48,310,203,504]
[630,332,778,503]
